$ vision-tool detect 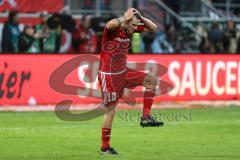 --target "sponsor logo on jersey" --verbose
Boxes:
[114,37,130,42]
